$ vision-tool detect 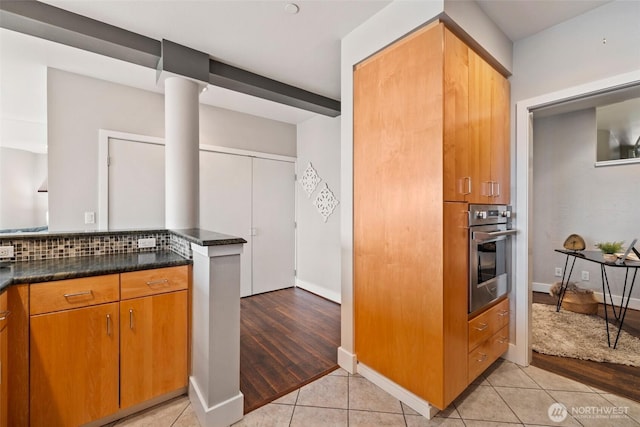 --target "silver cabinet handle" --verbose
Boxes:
[493,182,500,198]
[0,310,10,321]
[475,323,488,331]
[63,290,93,298]
[498,310,509,317]
[463,177,472,195]
[106,314,111,336]
[498,336,509,344]
[146,279,169,287]
[129,308,134,329]
[477,353,488,363]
